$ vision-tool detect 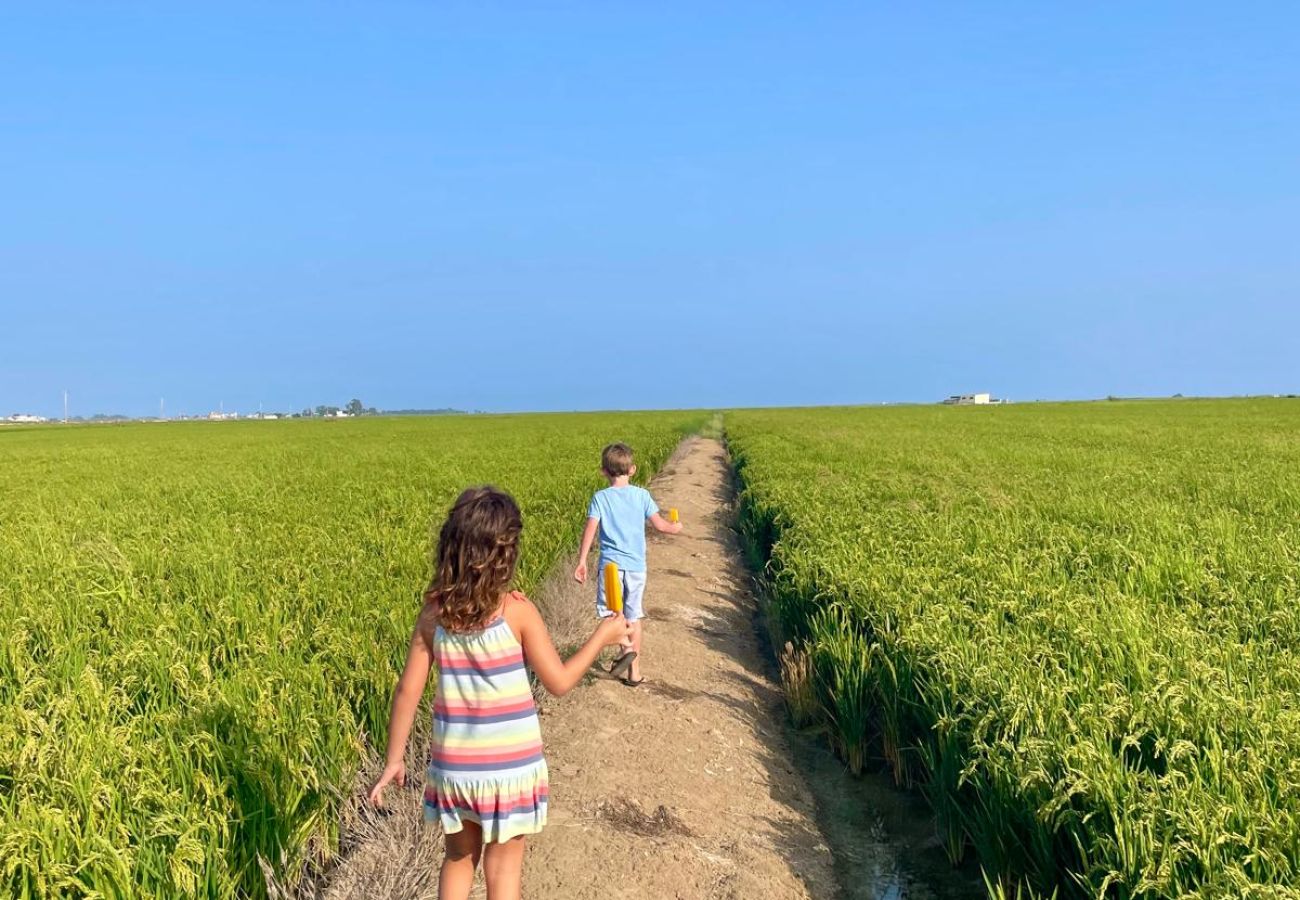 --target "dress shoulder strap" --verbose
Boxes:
[495,592,530,645]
